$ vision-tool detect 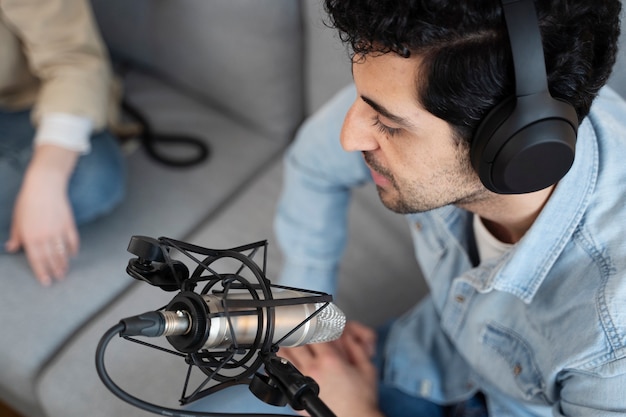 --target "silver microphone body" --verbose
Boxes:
[160,289,345,350]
